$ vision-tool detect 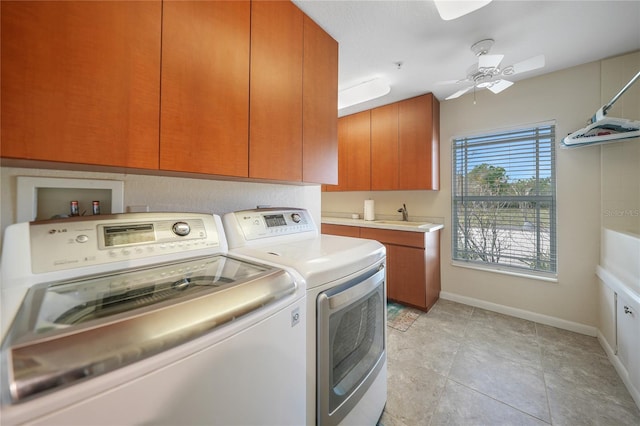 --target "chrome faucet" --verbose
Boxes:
[397,204,408,221]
